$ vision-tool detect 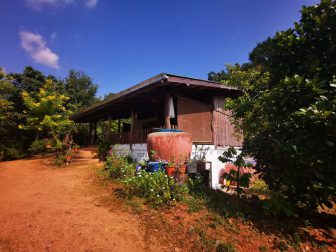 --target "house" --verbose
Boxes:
[71,73,242,188]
